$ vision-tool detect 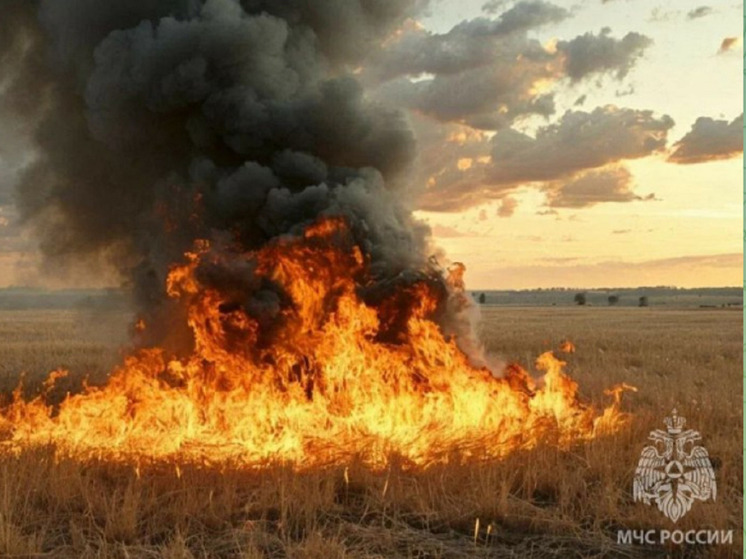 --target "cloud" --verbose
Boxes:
[378,63,556,131]
[485,106,673,184]
[369,2,569,82]
[410,115,499,211]
[482,0,510,14]
[370,6,652,130]
[430,224,469,237]
[417,106,672,211]
[687,6,714,19]
[374,35,561,129]
[668,113,743,164]
[718,36,741,54]
[556,28,652,82]
[496,197,518,217]
[518,234,544,242]
[358,2,660,214]
[536,208,558,216]
[545,166,650,208]
[543,256,579,263]
[648,7,679,22]
[473,253,743,289]
[615,84,635,97]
